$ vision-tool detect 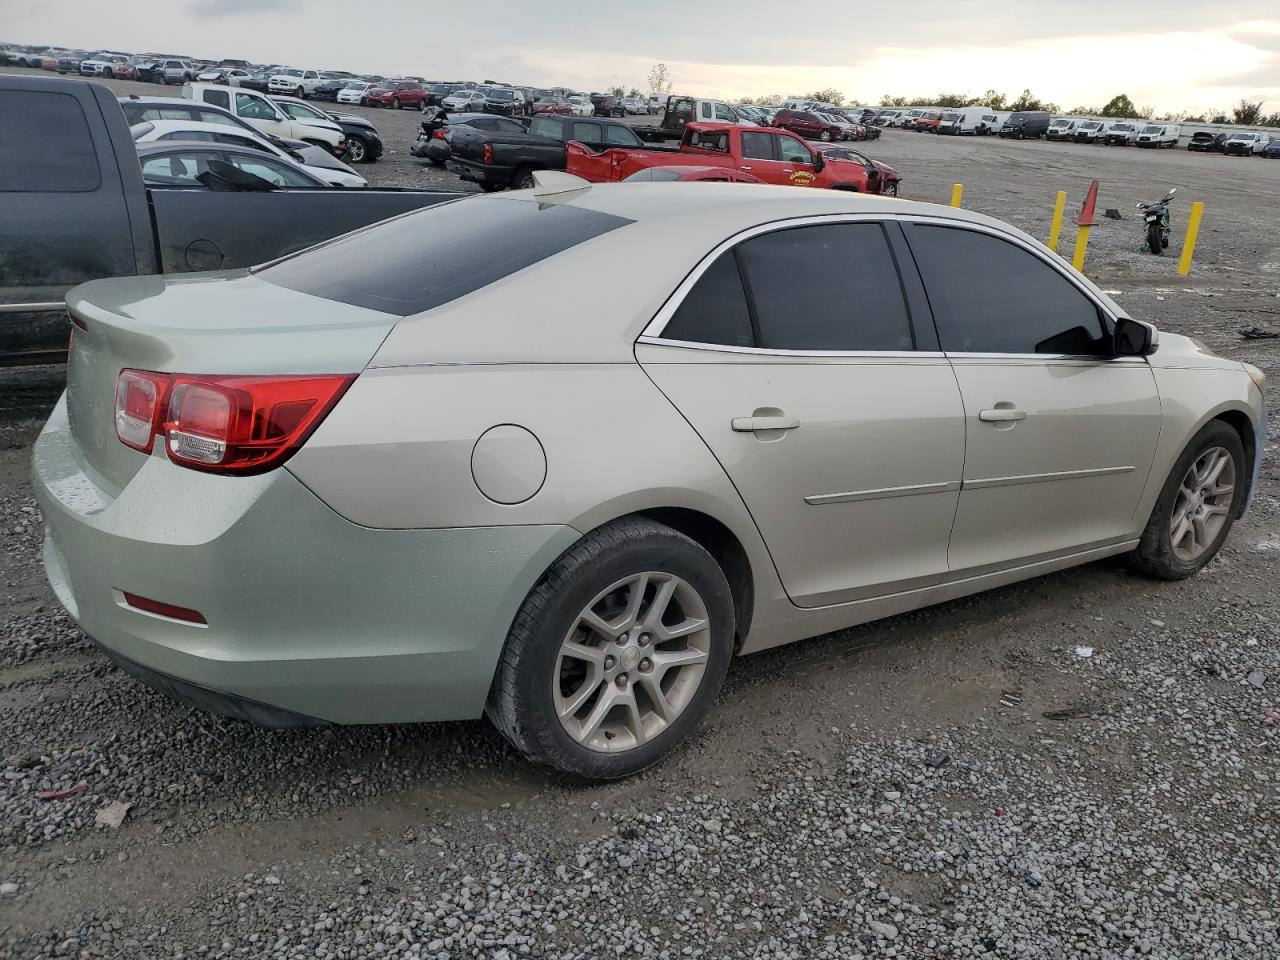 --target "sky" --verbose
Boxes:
[3,1,1279,115]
